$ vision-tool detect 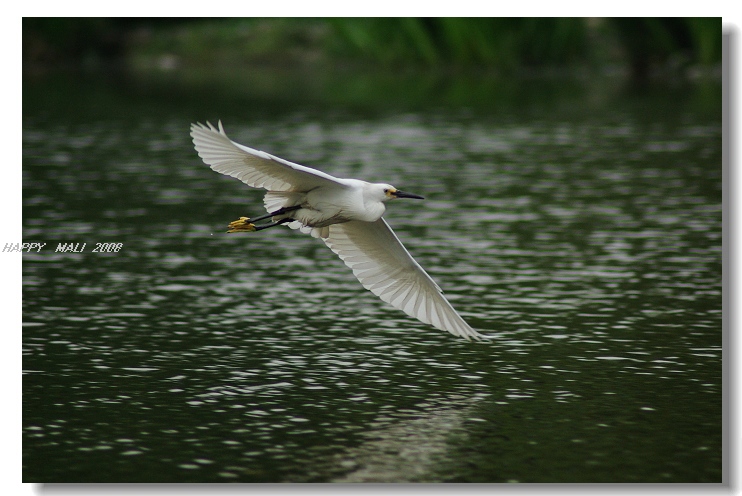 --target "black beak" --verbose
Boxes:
[394,190,425,200]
